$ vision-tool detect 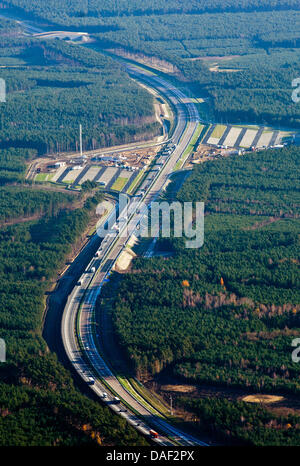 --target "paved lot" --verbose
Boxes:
[205,124,289,150]
[223,126,242,147]
[240,128,258,148]
[256,131,273,148]
[78,166,101,184]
